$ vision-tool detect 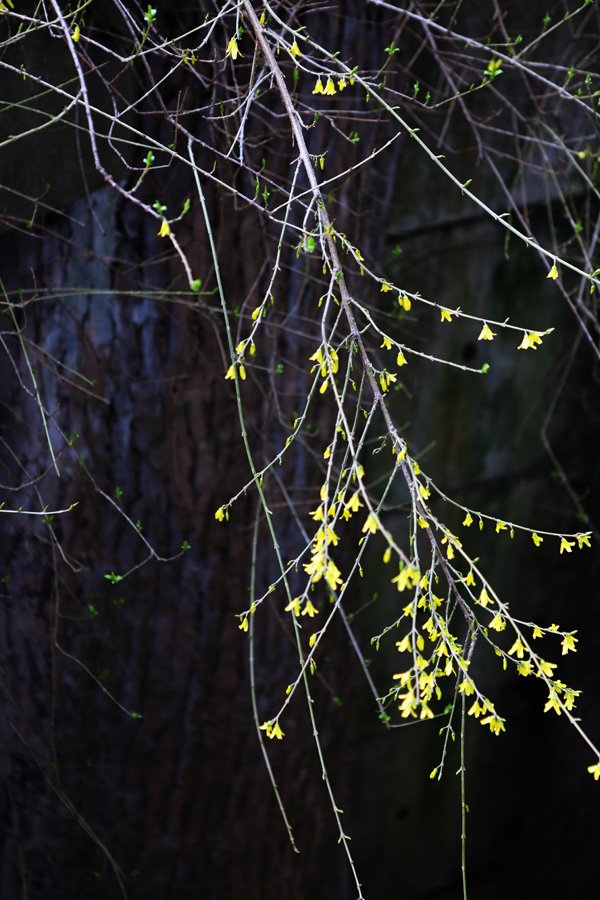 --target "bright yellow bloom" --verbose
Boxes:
[561,634,578,654]
[381,336,393,350]
[537,659,557,678]
[532,627,543,639]
[72,25,80,42]
[547,264,558,280]
[560,537,575,553]
[577,533,591,548]
[588,762,600,780]
[226,37,241,60]
[399,295,411,311]
[285,597,302,616]
[391,565,420,592]
[380,282,392,292]
[215,507,226,521]
[478,588,491,607]
[463,512,473,527]
[489,613,505,632]
[397,351,407,366]
[324,560,343,590]
[313,77,324,94]
[440,308,454,322]
[324,77,336,95]
[478,323,496,341]
[532,533,543,547]
[251,306,261,320]
[362,513,378,534]
[495,521,507,533]
[380,372,397,392]
[158,219,170,237]
[259,720,284,739]
[302,600,318,617]
[481,714,505,735]
[508,638,525,658]
[465,571,475,586]
[518,332,543,350]
[290,40,301,57]
[239,617,248,632]
[544,691,561,715]
[419,484,430,500]
[459,679,475,695]
[338,77,347,90]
